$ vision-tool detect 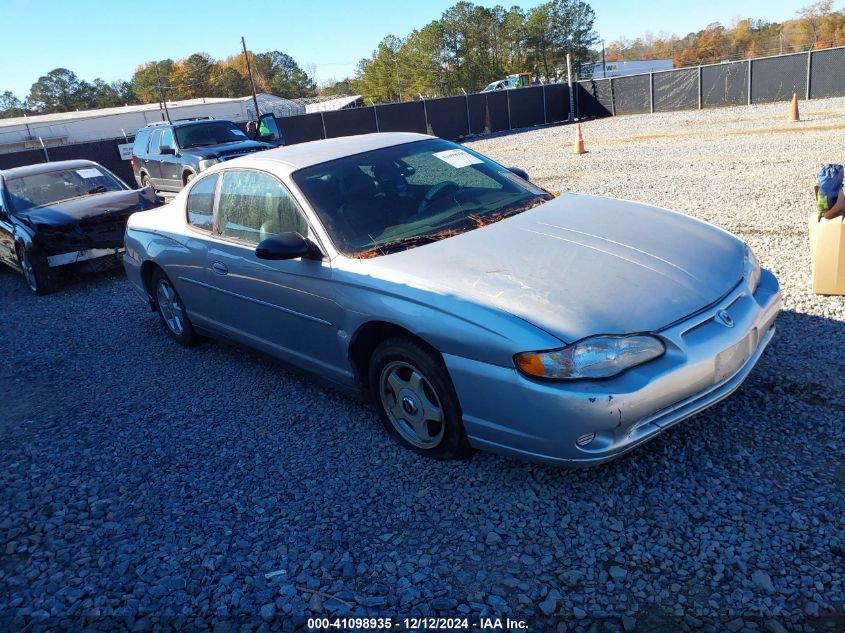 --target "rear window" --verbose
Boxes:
[133,129,151,155]
[6,166,126,212]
